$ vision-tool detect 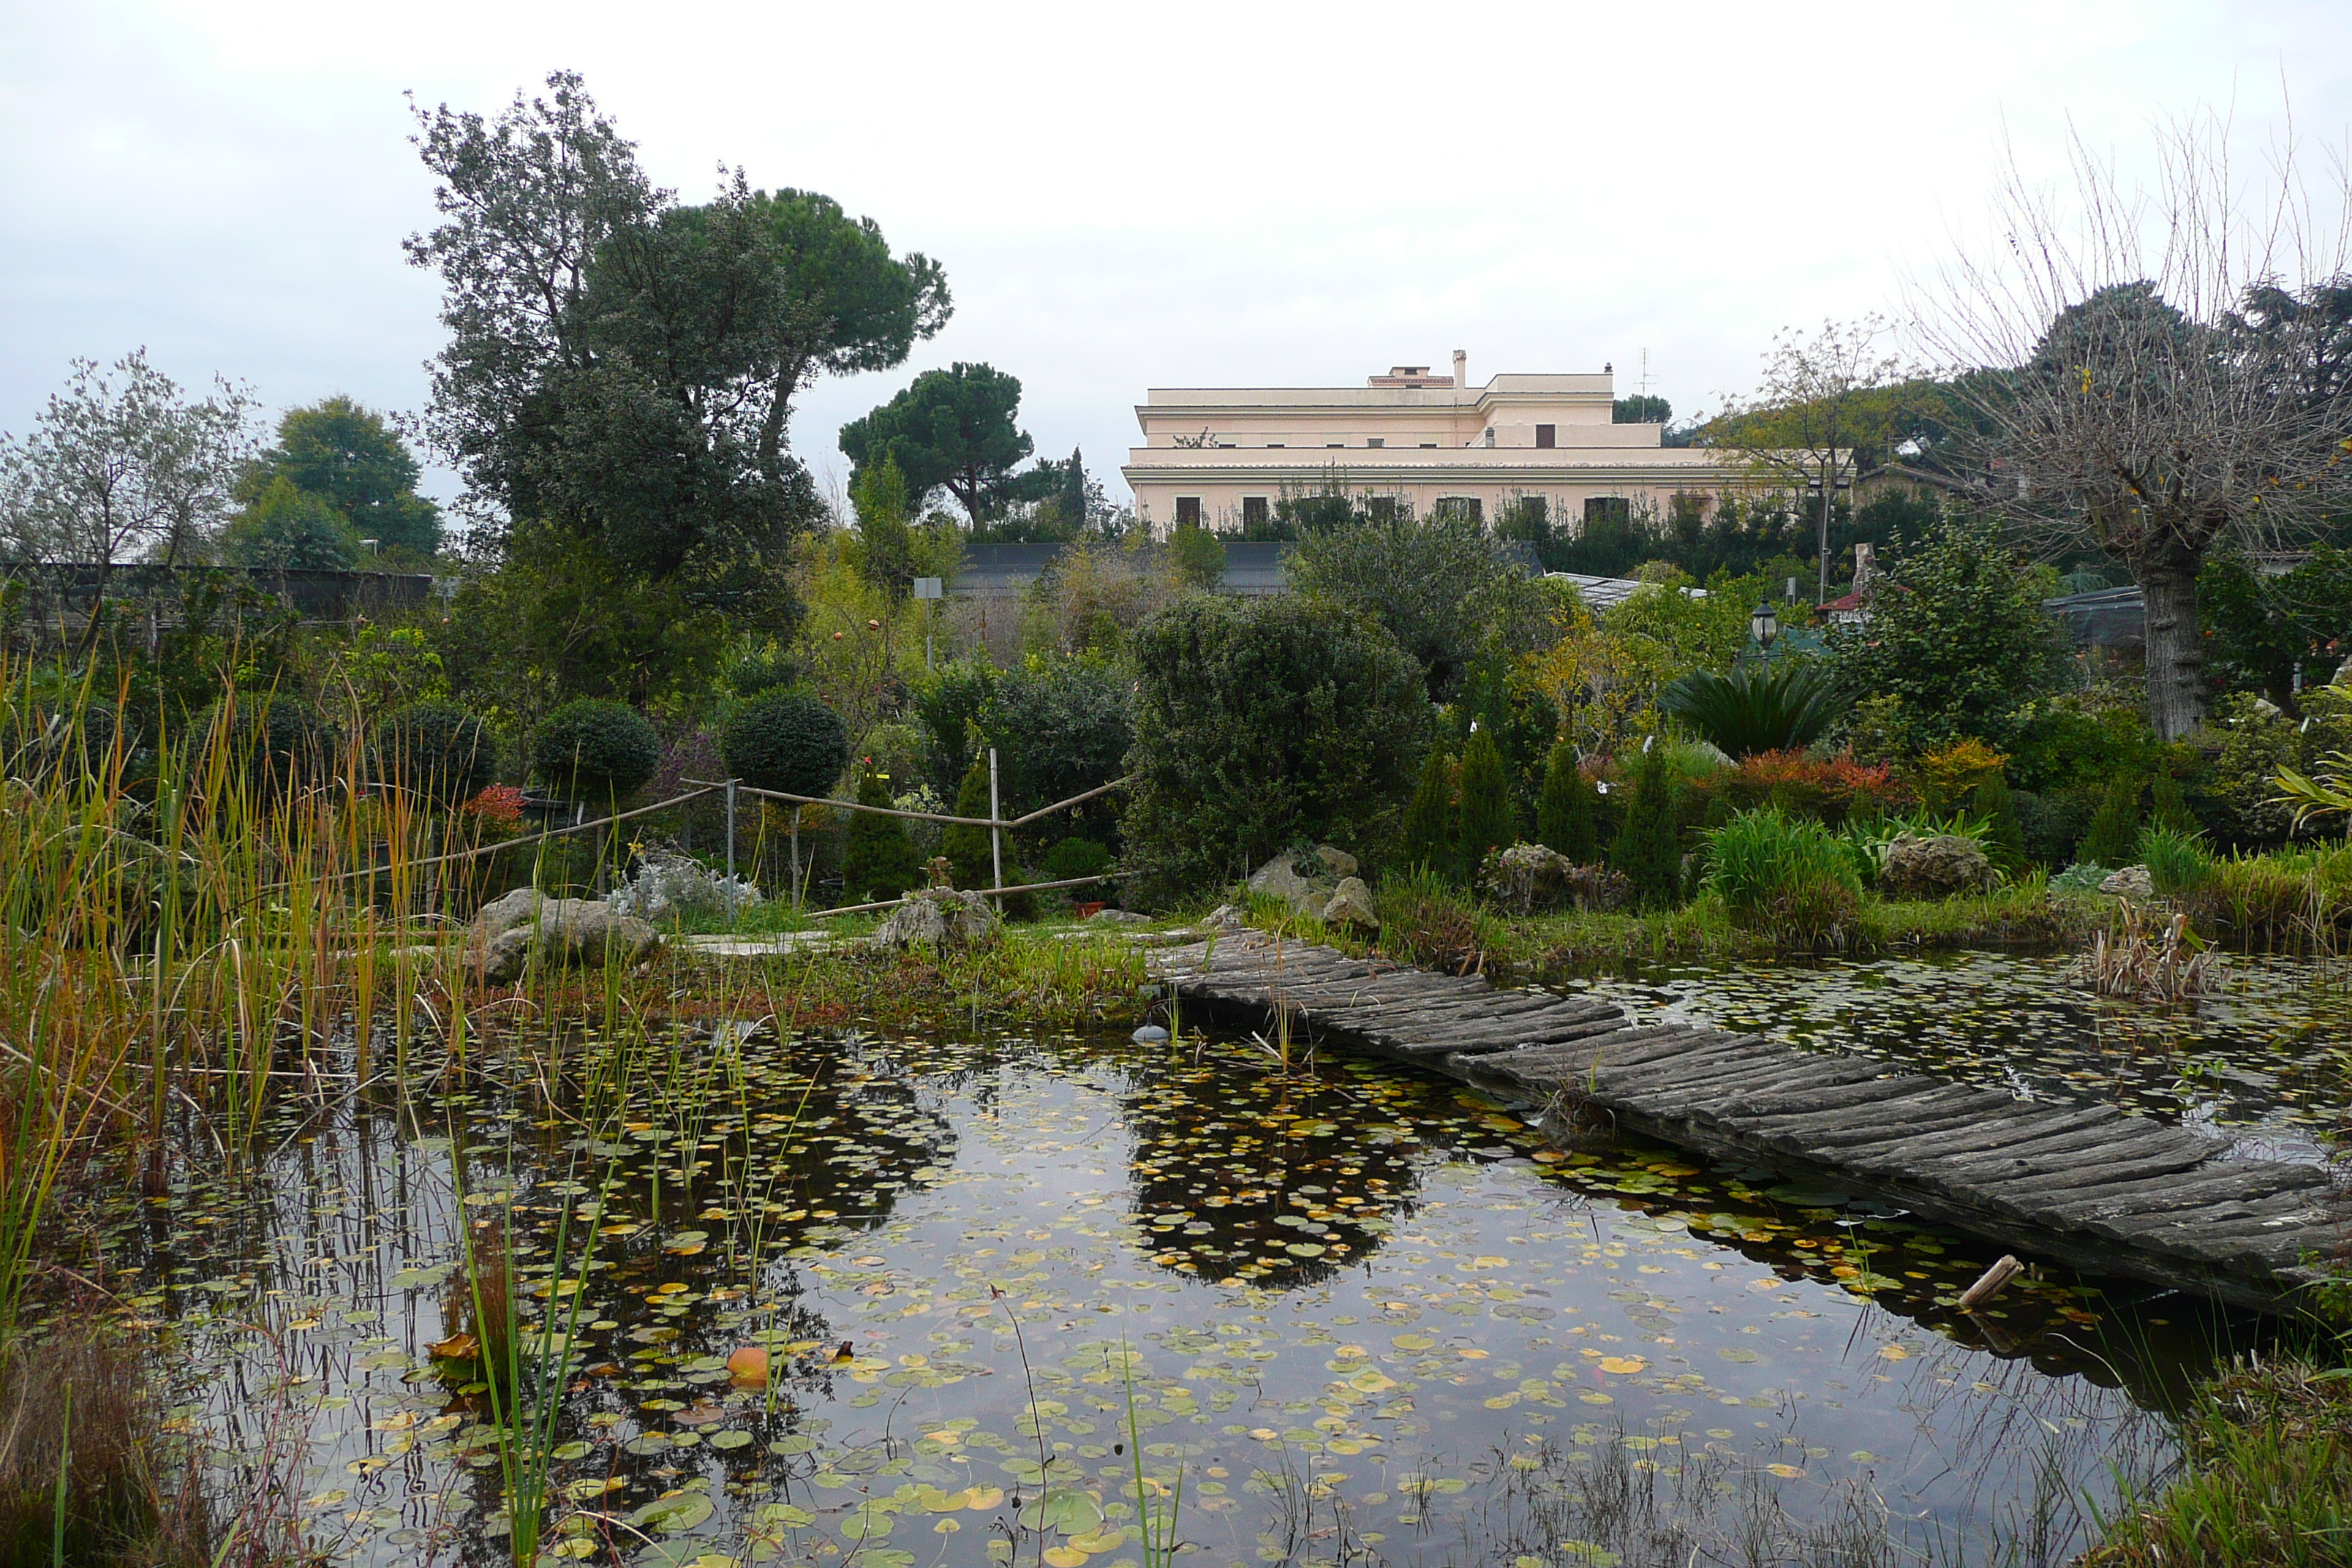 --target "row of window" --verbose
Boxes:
[1195,424,1558,451]
[1169,494,1632,527]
